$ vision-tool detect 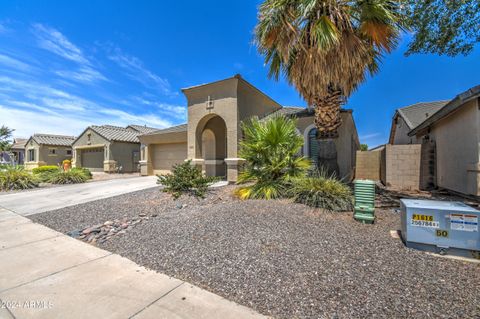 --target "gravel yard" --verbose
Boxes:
[30,186,480,319]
